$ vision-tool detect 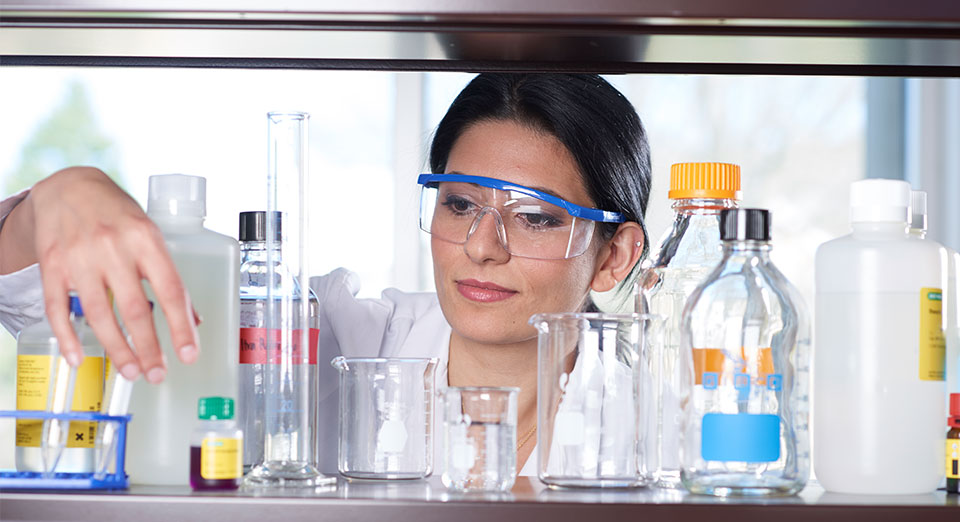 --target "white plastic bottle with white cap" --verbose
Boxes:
[127,174,240,485]
[814,179,946,494]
